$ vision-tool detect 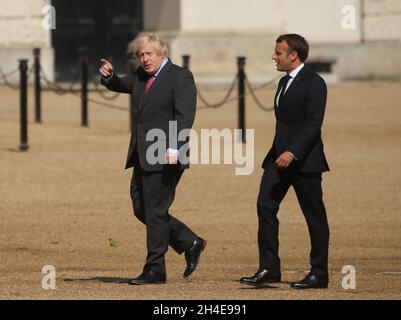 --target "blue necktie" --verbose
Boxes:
[278,74,291,107]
